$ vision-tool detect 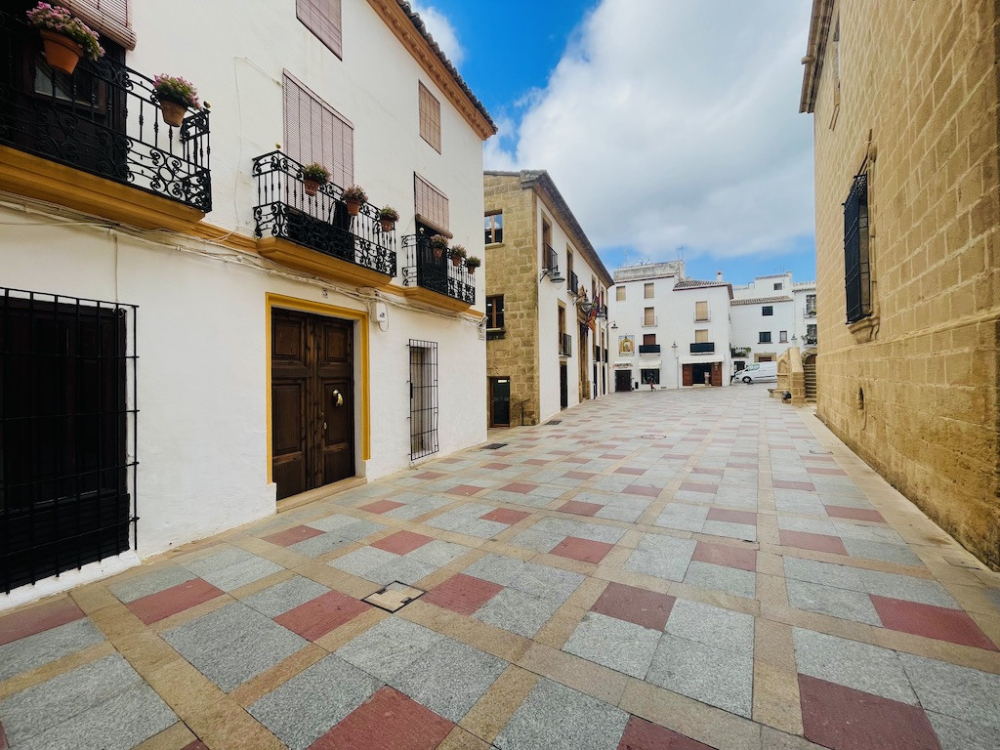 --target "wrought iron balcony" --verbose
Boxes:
[804,307,817,318]
[544,244,558,273]
[690,342,715,354]
[401,235,475,305]
[568,271,580,295]
[731,346,751,358]
[639,344,660,354]
[252,151,396,279]
[559,332,572,358]
[804,335,818,346]
[0,9,211,213]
